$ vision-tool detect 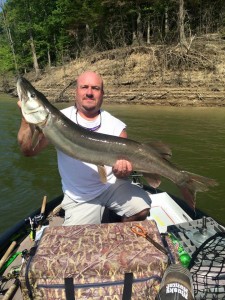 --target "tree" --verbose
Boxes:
[178,0,188,48]
[0,0,225,75]
[2,0,57,74]
[0,0,18,72]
